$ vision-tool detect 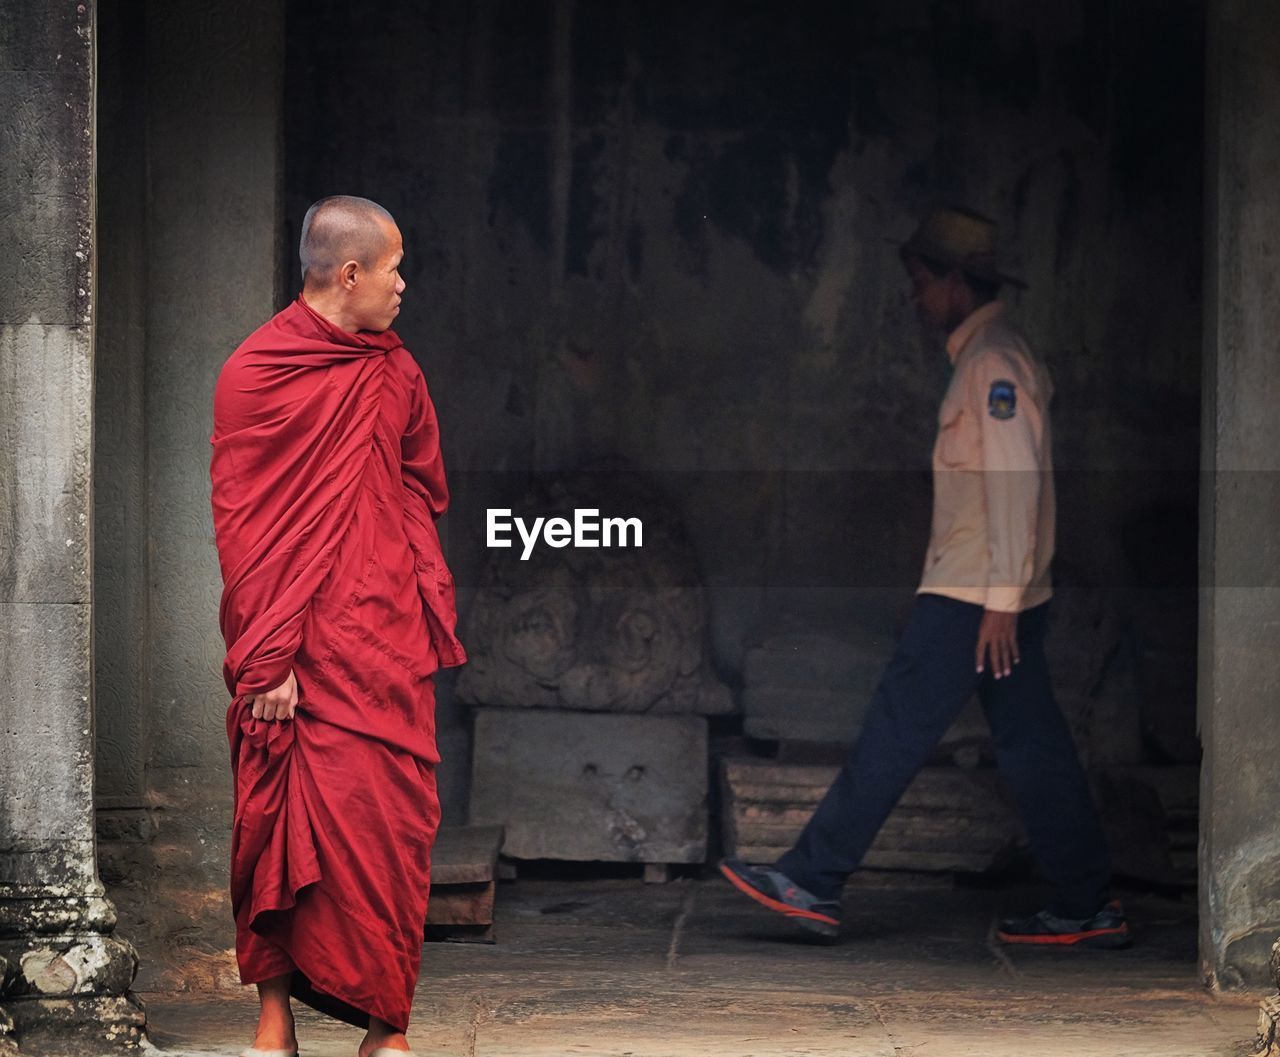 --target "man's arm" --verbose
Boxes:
[971,352,1044,678]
